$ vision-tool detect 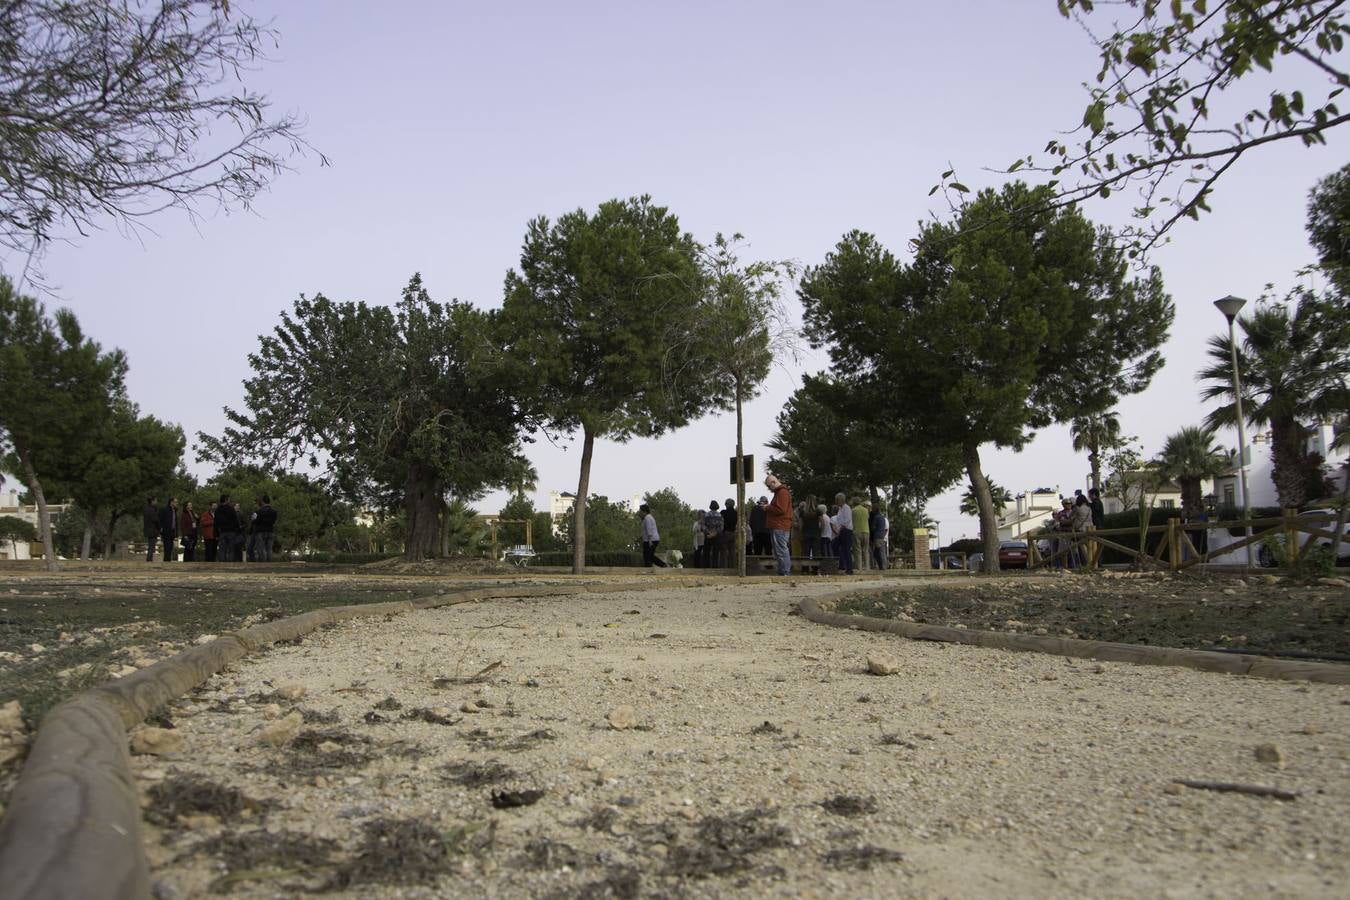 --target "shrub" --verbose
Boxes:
[527,551,645,567]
